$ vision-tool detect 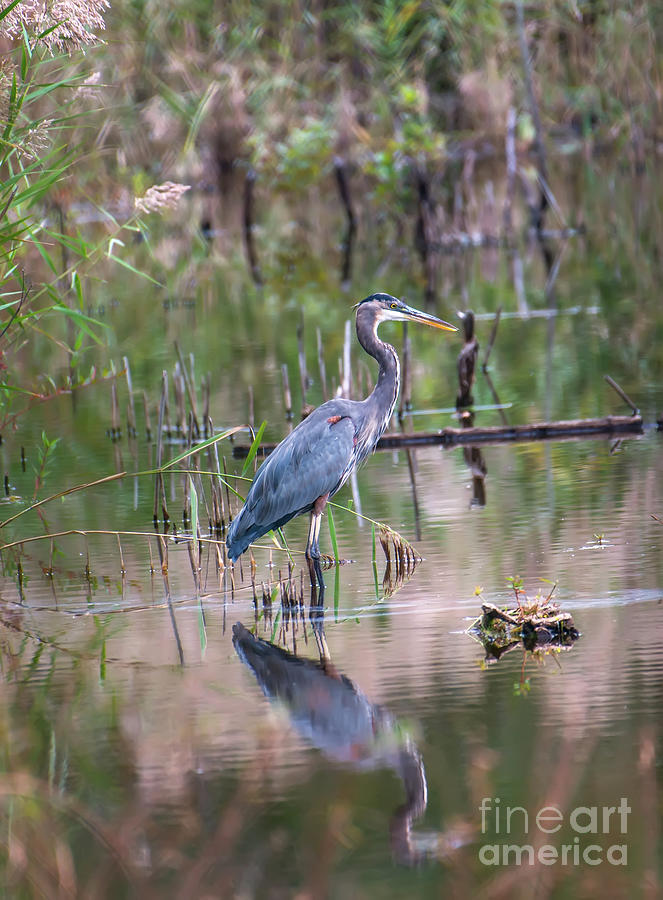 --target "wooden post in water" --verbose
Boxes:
[456,311,479,408]
[503,107,517,236]
[243,167,262,286]
[281,364,293,421]
[334,157,357,290]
